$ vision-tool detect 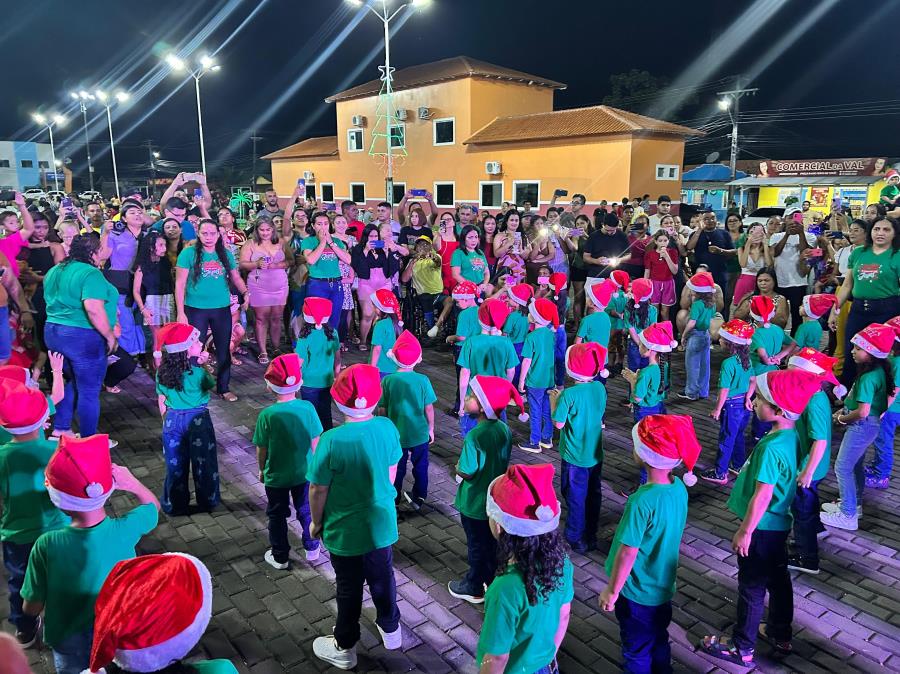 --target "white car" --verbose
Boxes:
[22,188,47,201]
[47,190,67,201]
[743,207,785,228]
[78,190,102,202]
